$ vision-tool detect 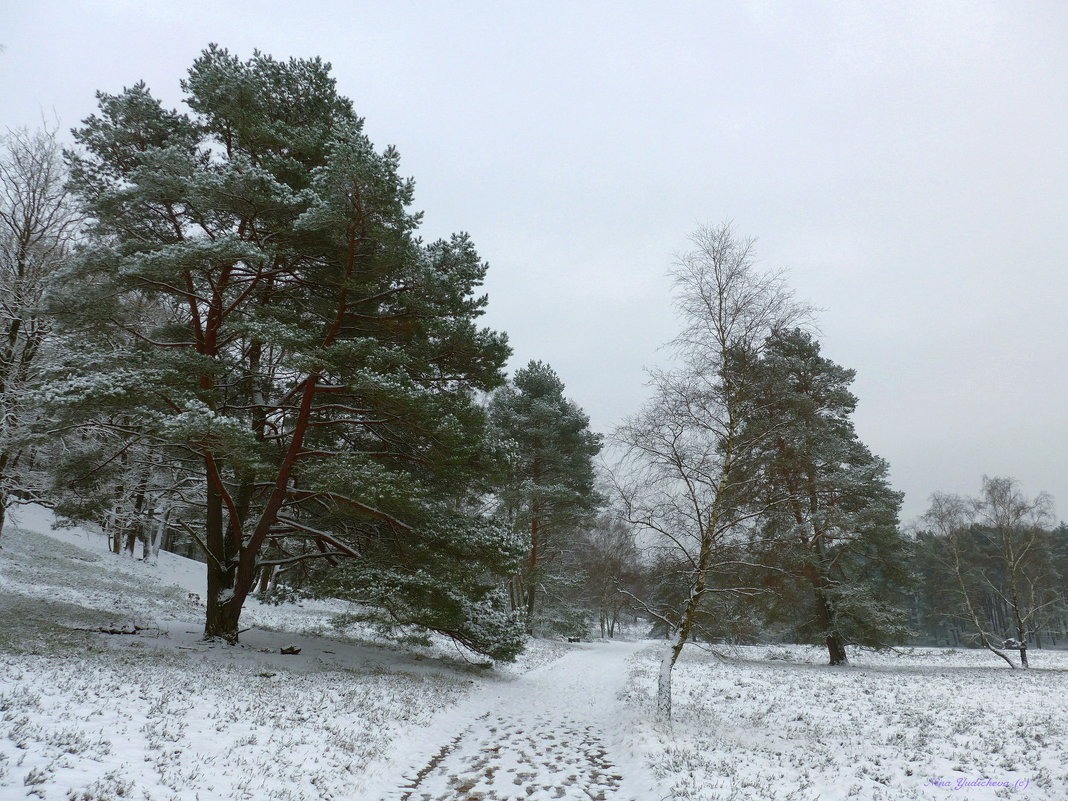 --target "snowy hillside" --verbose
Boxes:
[0,508,578,801]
